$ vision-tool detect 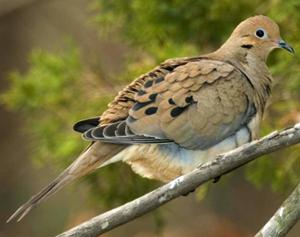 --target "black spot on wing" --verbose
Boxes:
[130,88,139,93]
[149,72,156,77]
[185,96,195,104]
[155,77,164,84]
[117,96,136,103]
[167,96,194,117]
[133,93,157,112]
[132,101,153,111]
[138,90,146,96]
[168,98,176,105]
[145,107,158,115]
[144,80,154,88]
[149,93,158,101]
[170,106,188,117]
